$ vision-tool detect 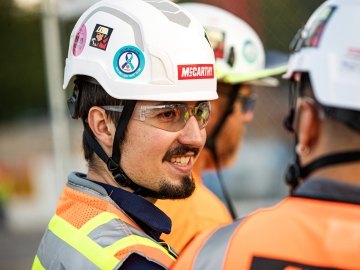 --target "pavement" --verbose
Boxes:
[0,225,43,270]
